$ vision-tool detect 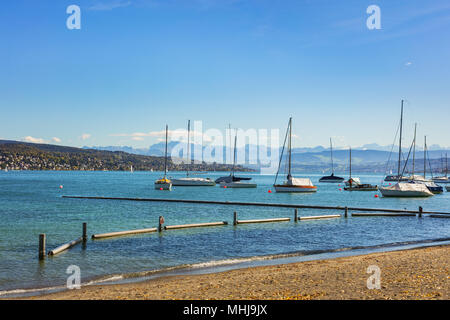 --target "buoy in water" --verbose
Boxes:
[268,190,272,193]
[339,188,342,191]
[159,188,163,190]
[59,185,63,189]
[374,194,379,198]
